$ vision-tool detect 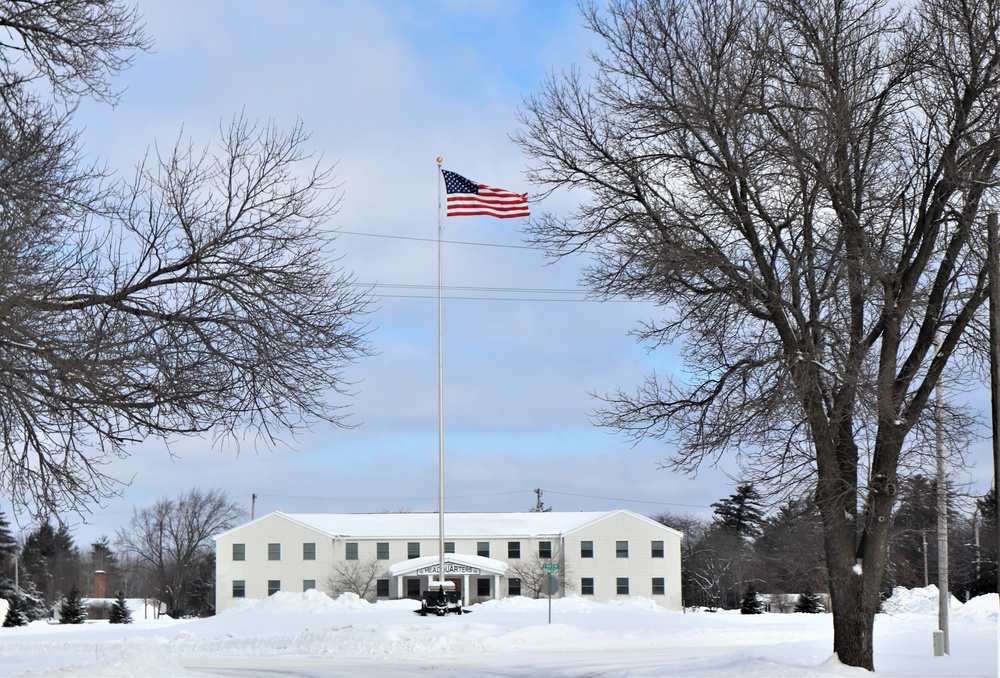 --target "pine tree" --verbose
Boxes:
[3,594,28,627]
[795,592,823,613]
[711,484,766,539]
[740,582,764,614]
[18,580,49,622]
[58,586,86,624]
[0,509,16,564]
[108,591,132,625]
